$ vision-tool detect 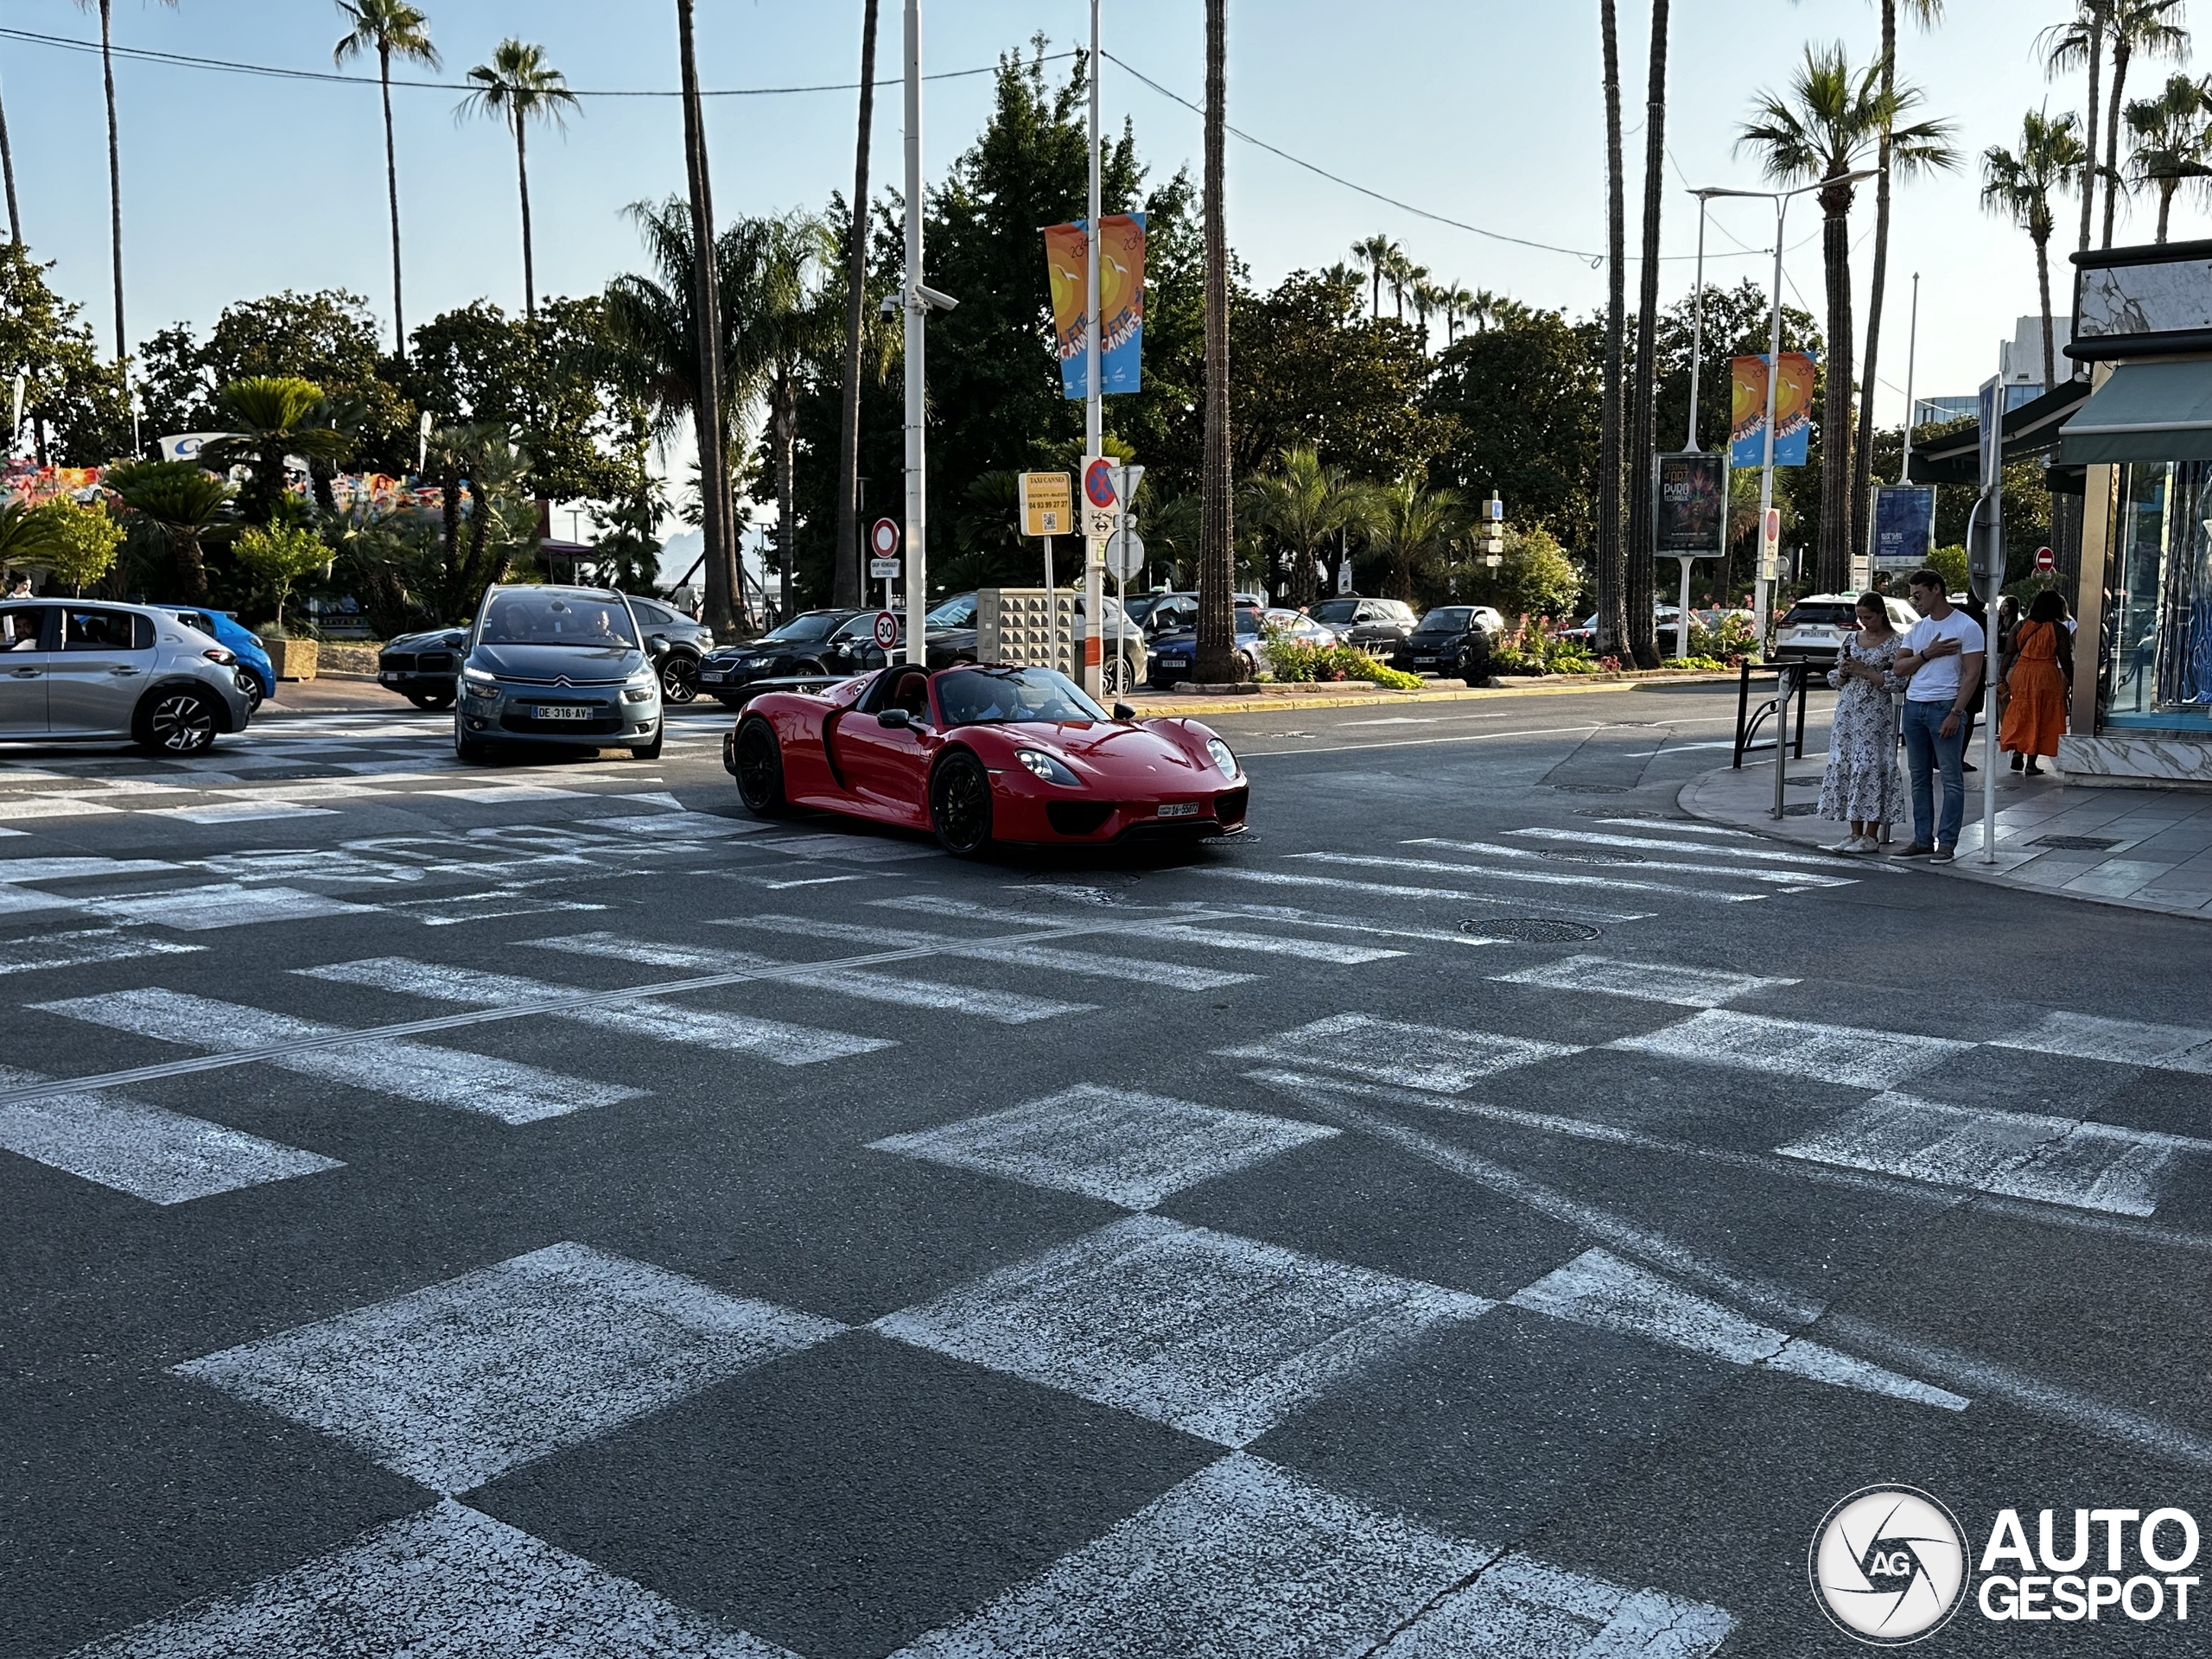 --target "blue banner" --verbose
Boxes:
[1872,486,1936,571]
